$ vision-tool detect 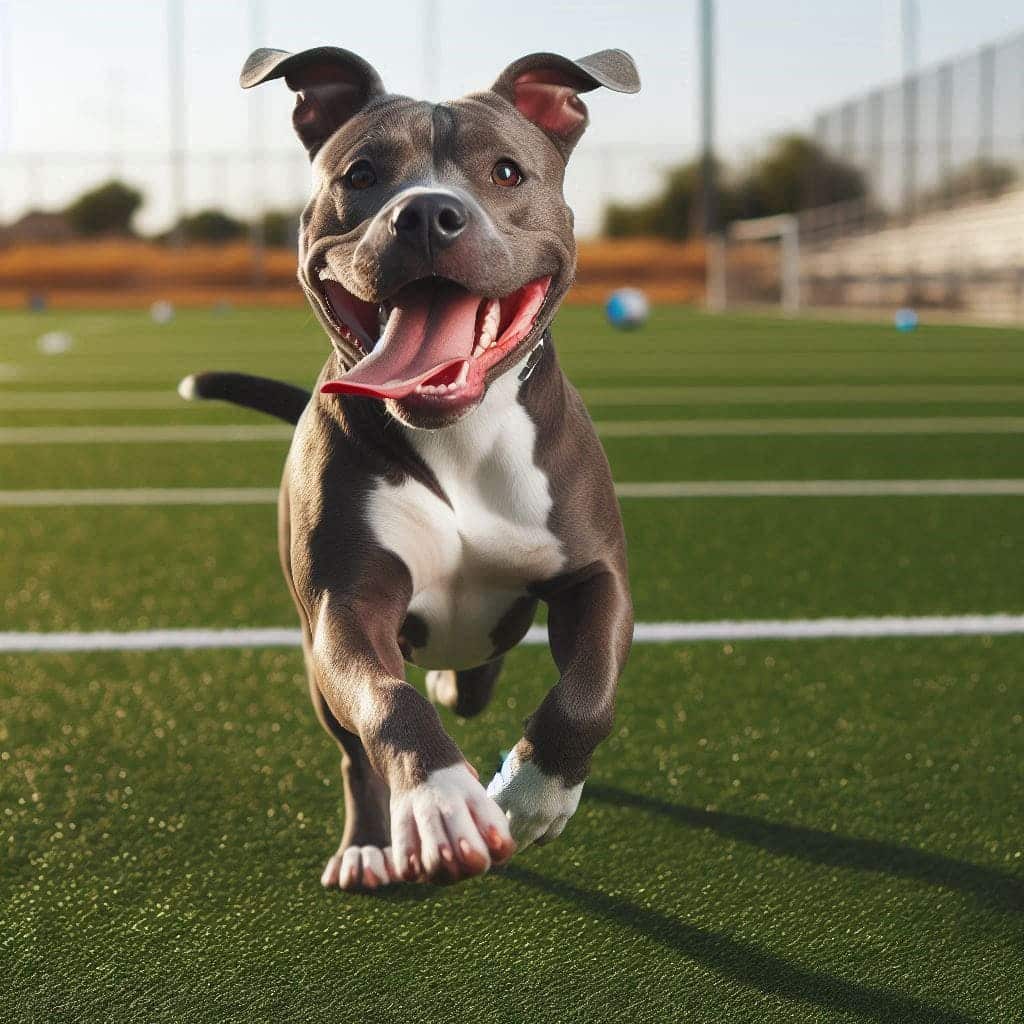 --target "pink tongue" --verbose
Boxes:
[322,280,482,400]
